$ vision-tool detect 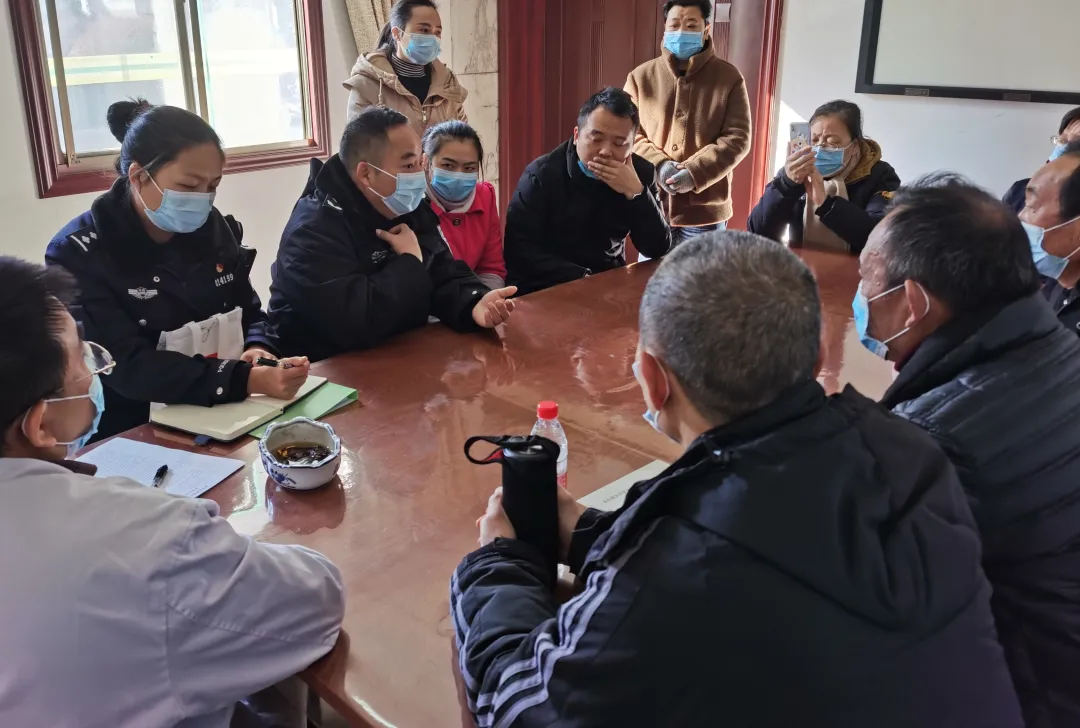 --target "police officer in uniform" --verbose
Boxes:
[46,100,309,441]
